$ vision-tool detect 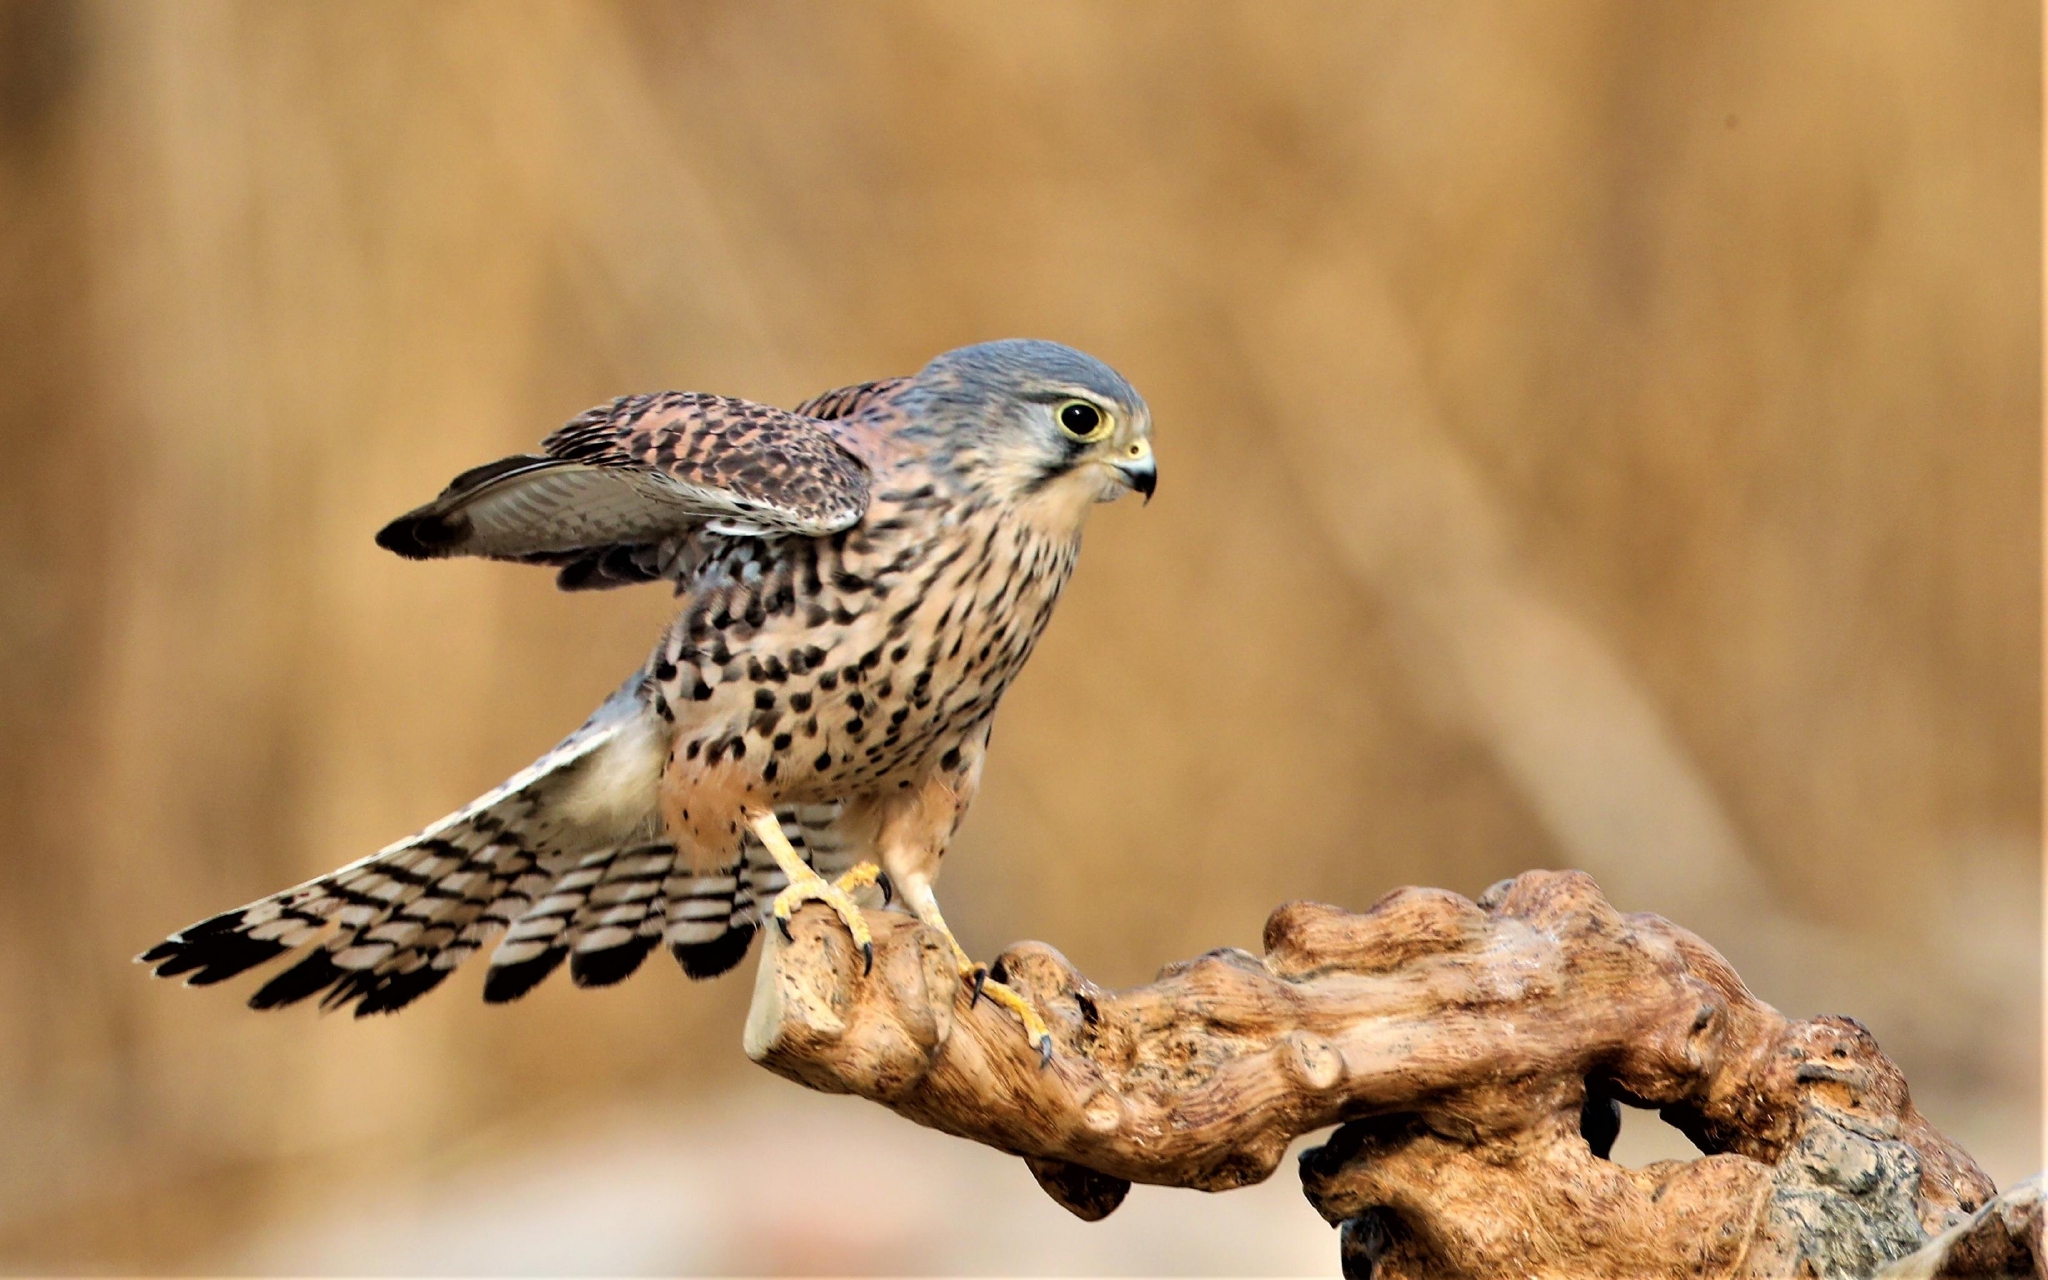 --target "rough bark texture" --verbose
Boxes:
[745,869,2019,1279]
[1877,1179,2043,1279]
